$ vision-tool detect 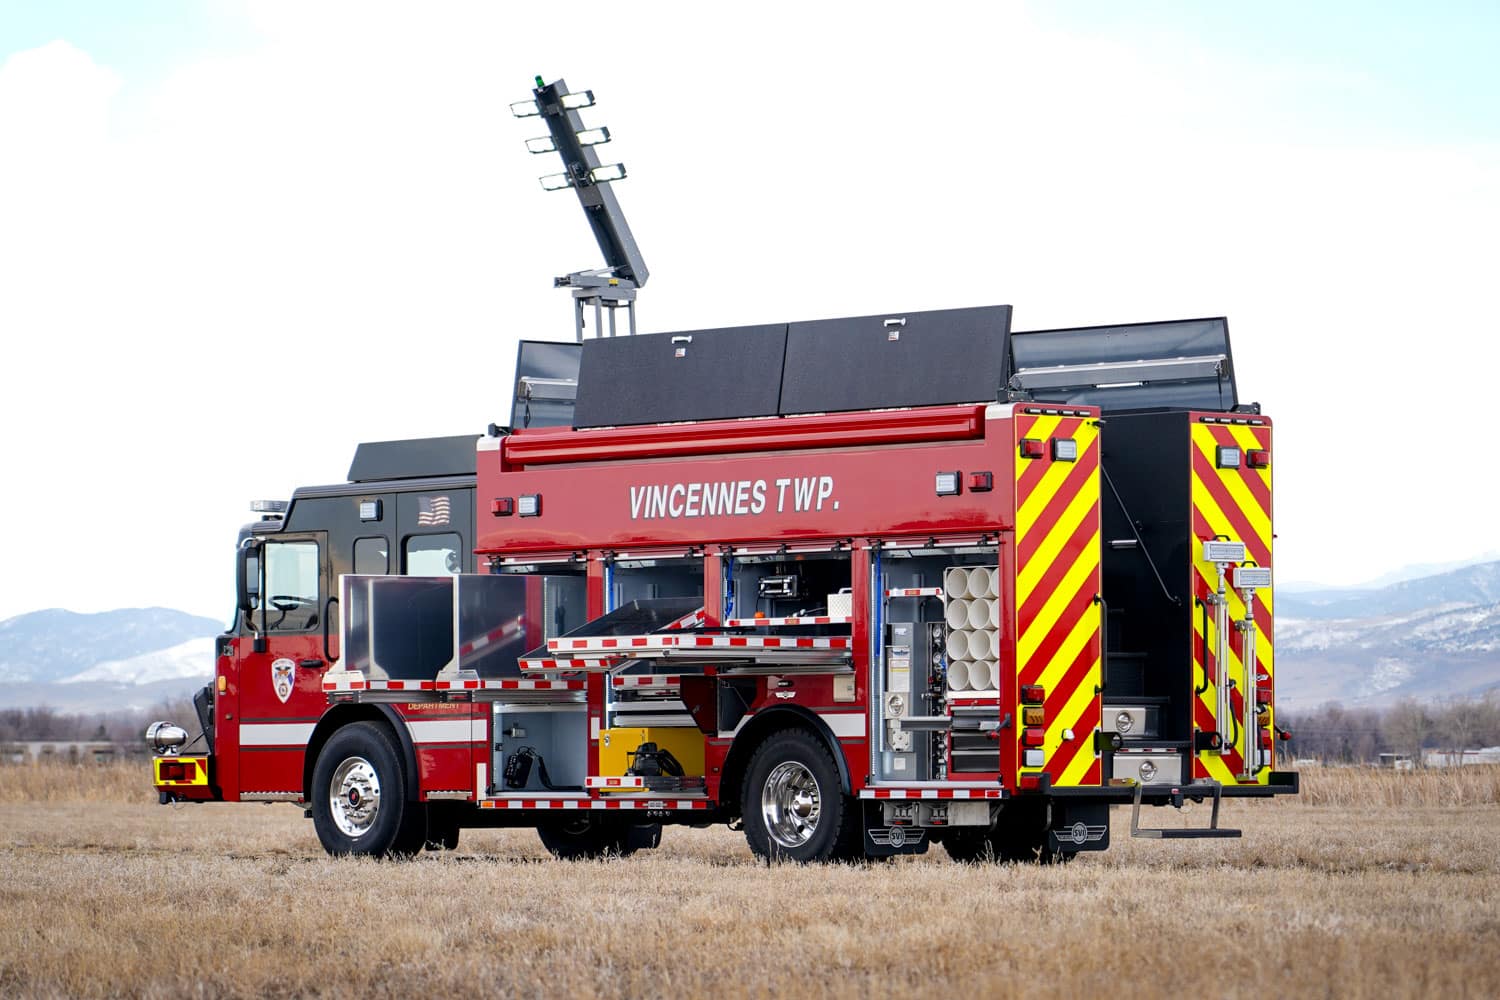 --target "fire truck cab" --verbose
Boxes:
[152,306,1297,862]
